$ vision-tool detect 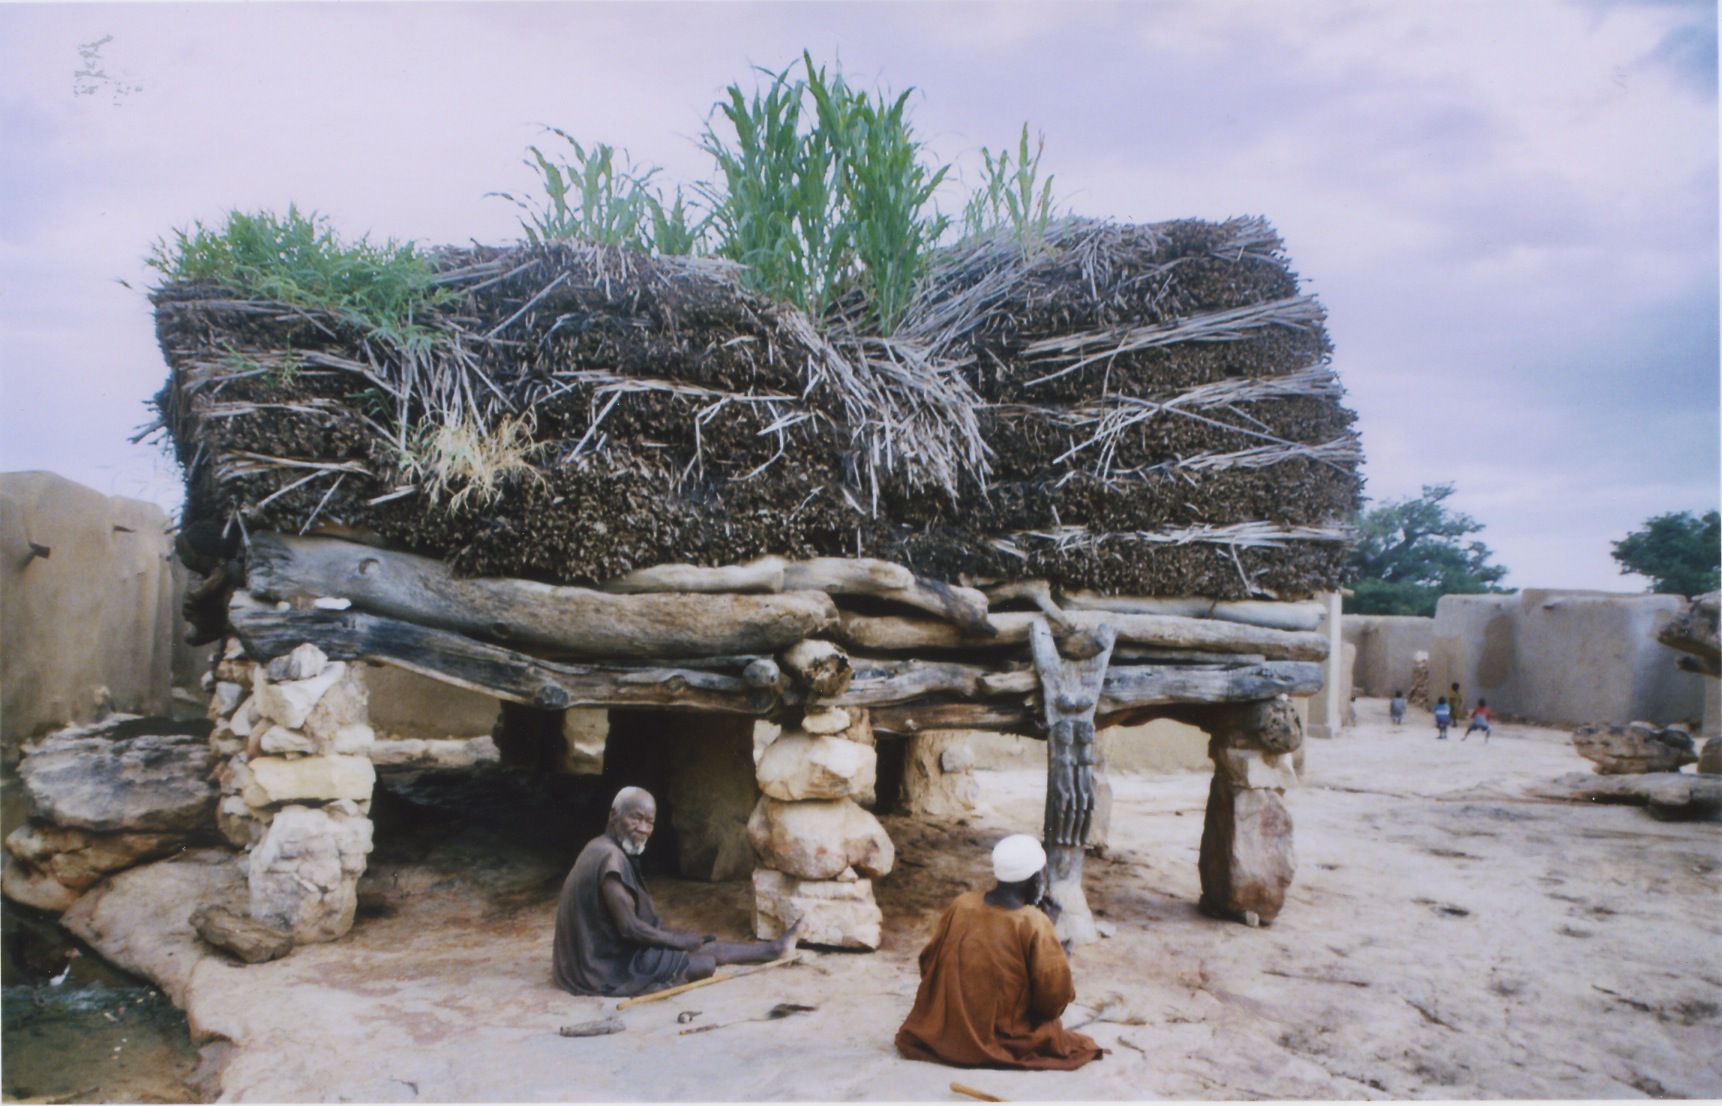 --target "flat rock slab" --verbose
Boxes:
[19,716,216,833]
[1531,771,1722,820]
[1572,723,1697,775]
